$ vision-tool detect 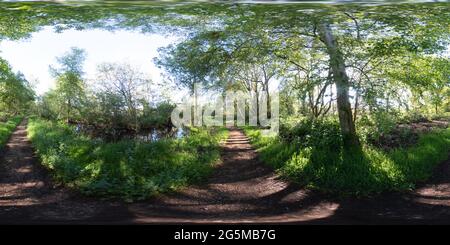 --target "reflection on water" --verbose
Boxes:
[135,127,186,142]
[74,123,186,142]
[2,1,448,144]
